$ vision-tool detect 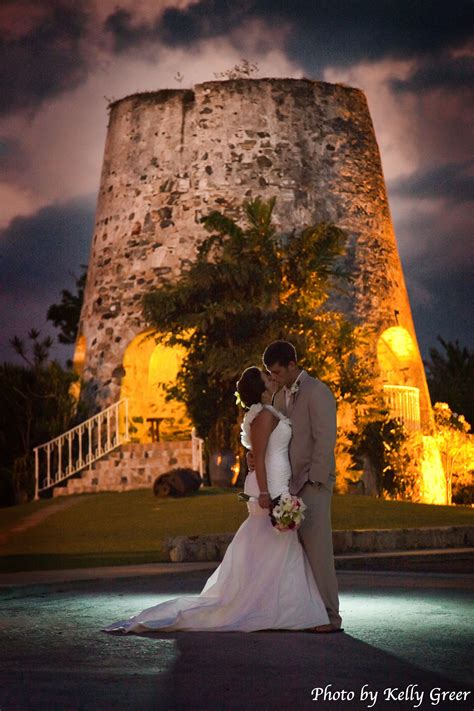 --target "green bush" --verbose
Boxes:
[350,416,420,500]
